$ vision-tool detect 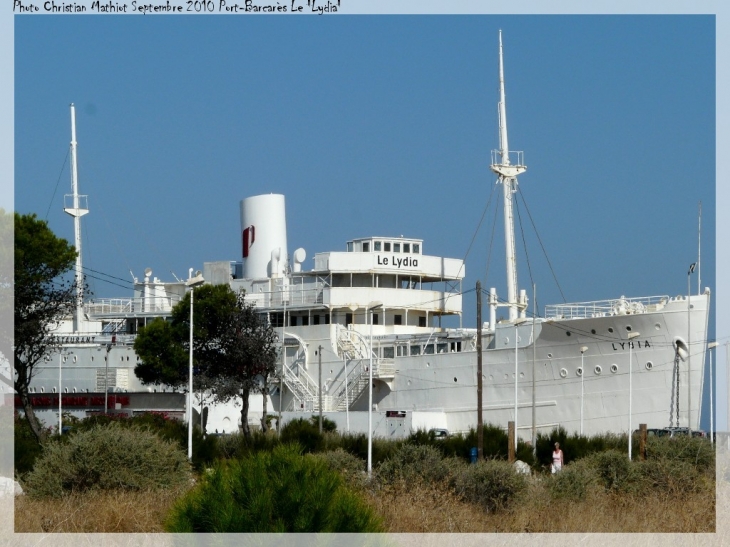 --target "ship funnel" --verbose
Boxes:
[240,194,288,279]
